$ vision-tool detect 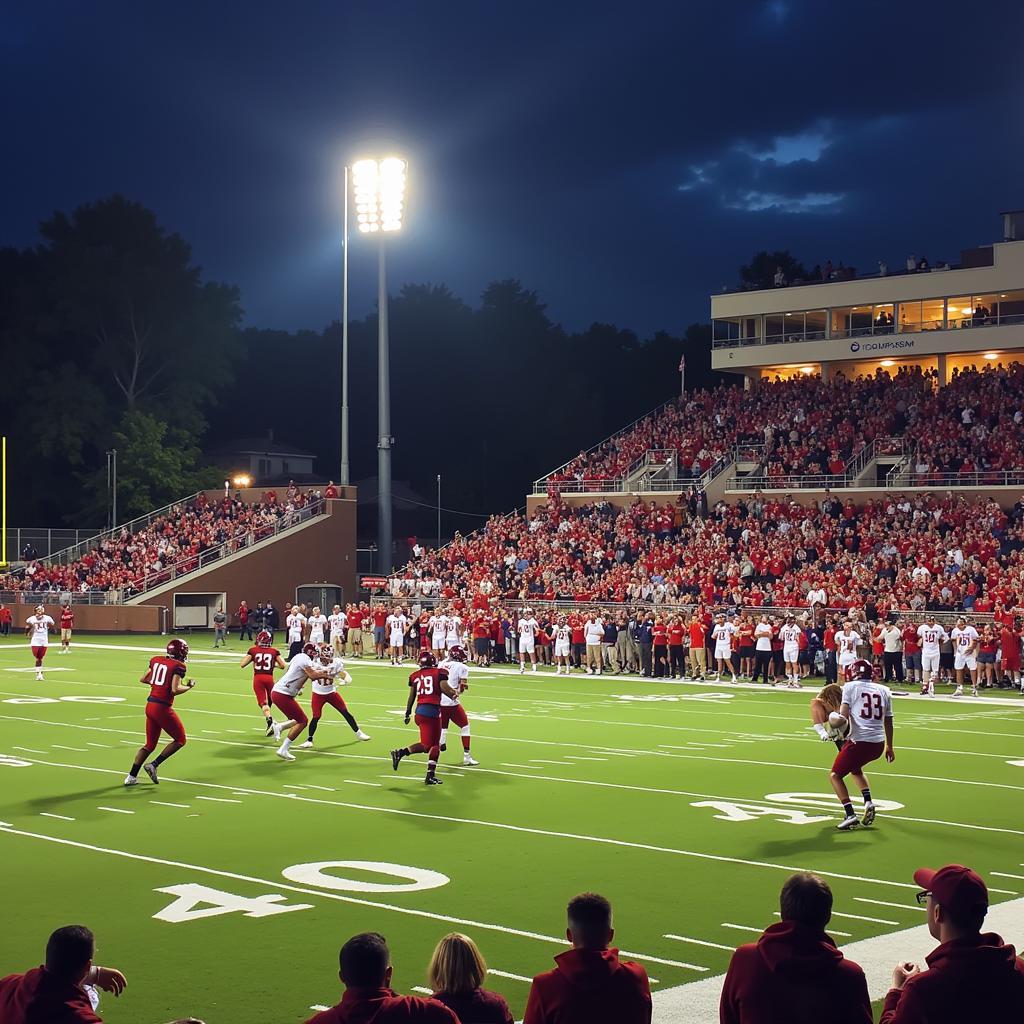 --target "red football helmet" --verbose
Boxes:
[302,641,318,659]
[848,658,873,681]
[166,638,189,662]
[318,642,334,666]
[256,629,272,647]
[448,644,467,663]
[418,651,437,669]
